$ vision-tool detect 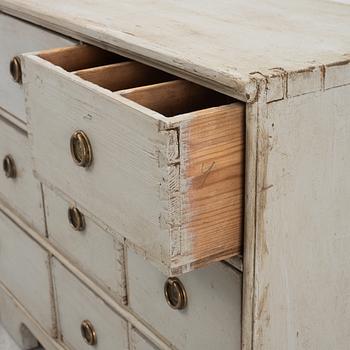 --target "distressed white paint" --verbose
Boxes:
[23,54,173,273]
[0,210,53,336]
[253,83,350,349]
[43,185,126,303]
[287,67,322,97]
[0,13,75,125]
[325,60,350,89]
[1,0,350,101]
[0,117,46,235]
[52,258,129,350]
[130,328,160,350]
[127,249,242,350]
